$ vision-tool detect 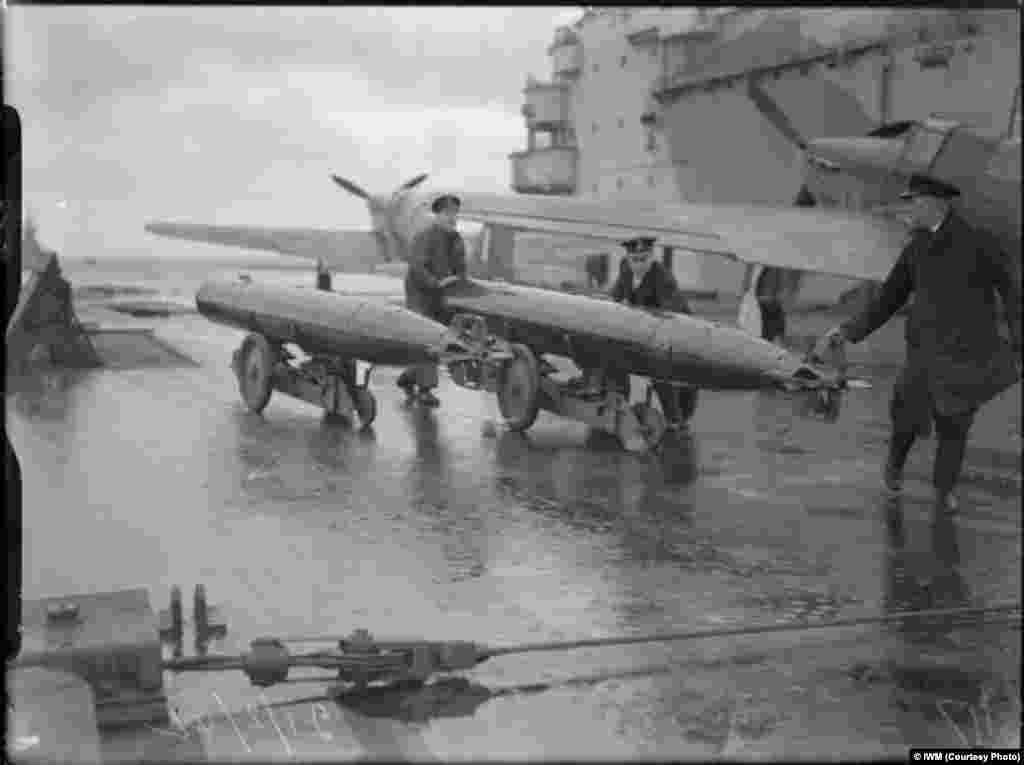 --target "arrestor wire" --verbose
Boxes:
[270,600,1020,657]
[151,602,1020,687]
[163,654,393,673]
[479,601,1020,659]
